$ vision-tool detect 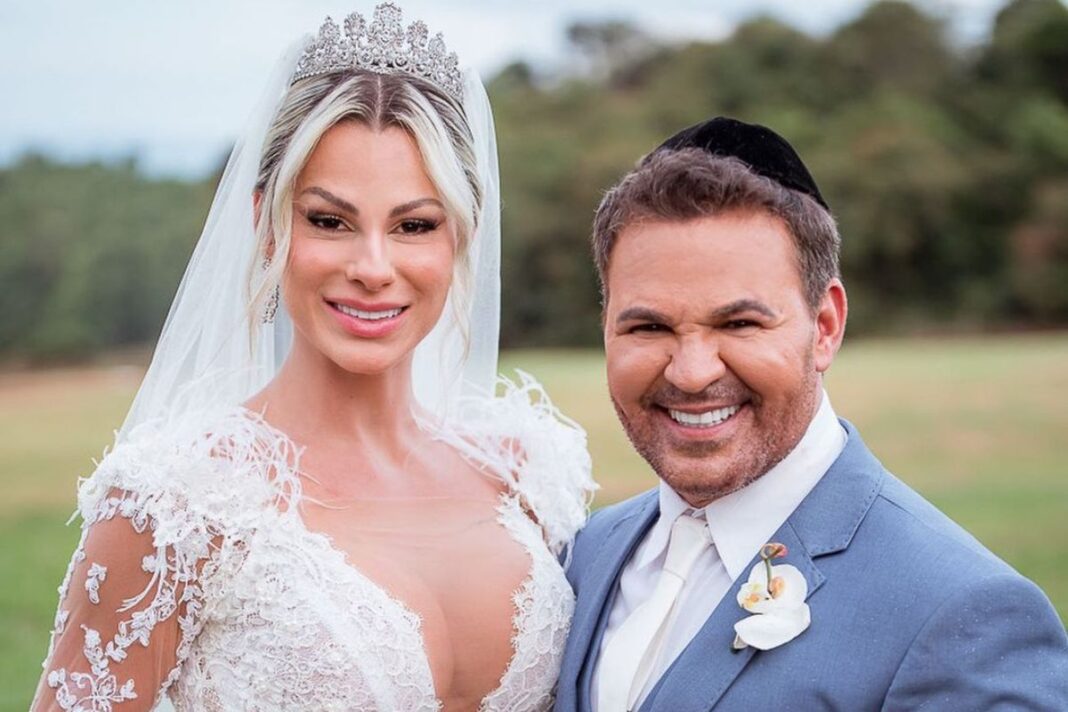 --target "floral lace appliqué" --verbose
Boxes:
[84,564,107,605]
[47,626,138,711]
